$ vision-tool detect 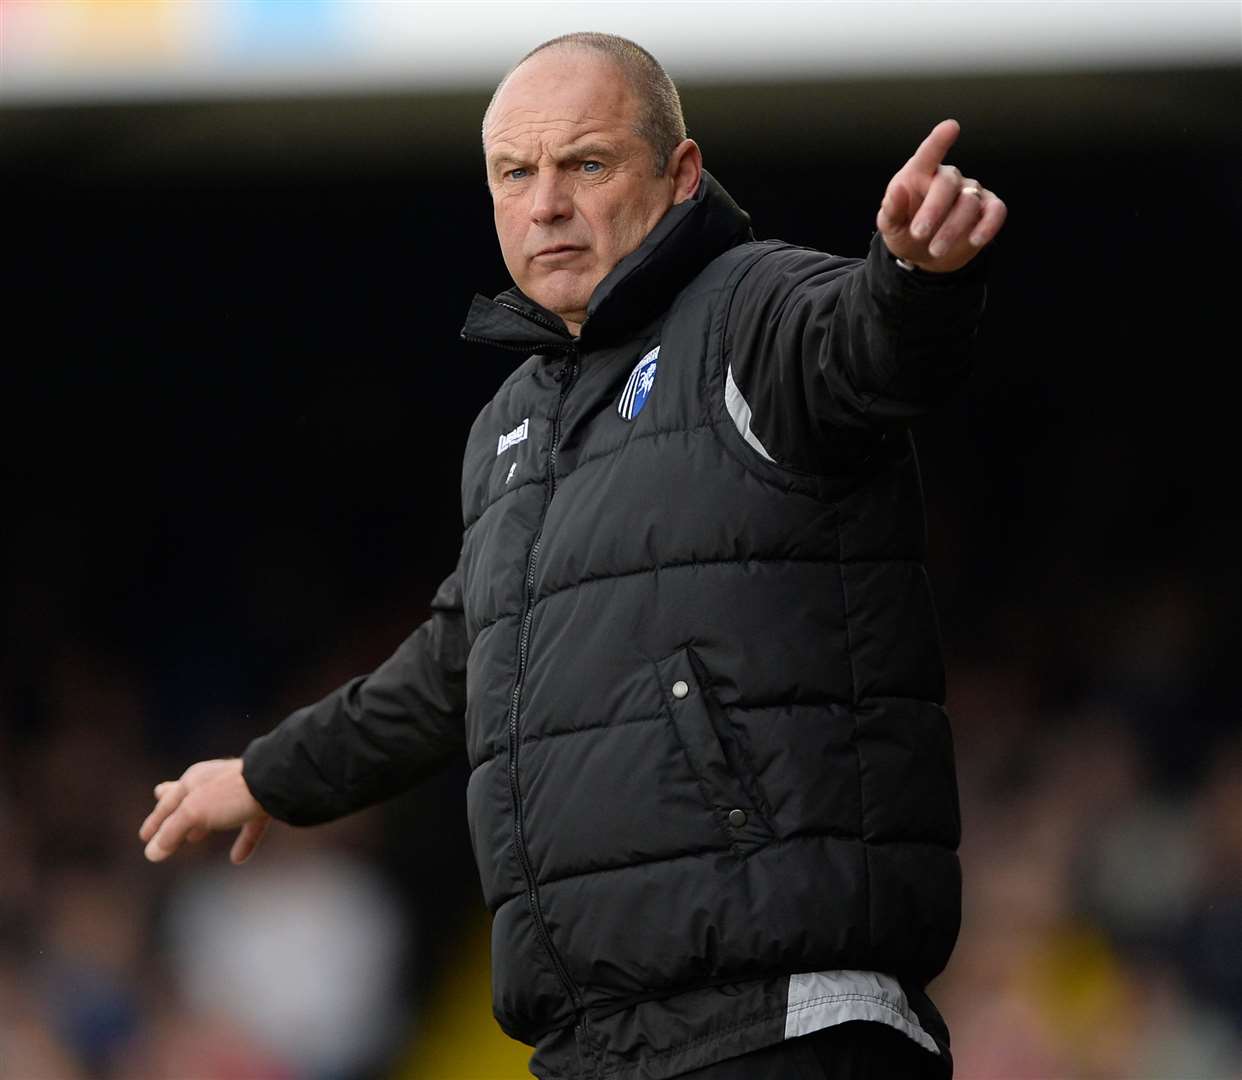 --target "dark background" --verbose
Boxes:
[3,64,1241,1078]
